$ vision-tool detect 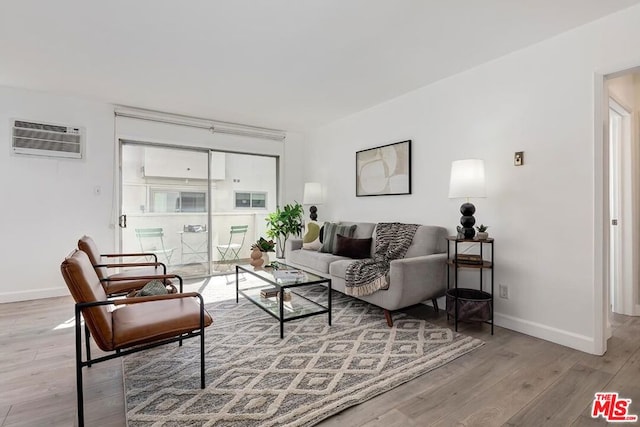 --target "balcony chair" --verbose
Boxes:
[216,225,249,264]
[61,249,213,427]
[78,235,183,297]
[135,227,176,265]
